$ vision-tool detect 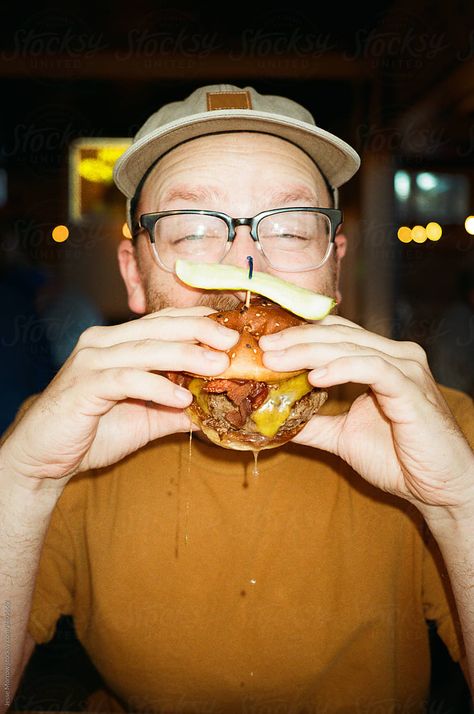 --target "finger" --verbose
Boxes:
[291,411,348,454]
[317,314,365,329]
[304,354,426,424]
[75,315,239,352]
[76,368,194,413]
[262,342,428,385]
[73,340,232,377]
[260,322,425,363]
